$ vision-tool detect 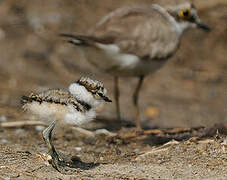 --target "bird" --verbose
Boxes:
[60,2,210,131]
[21,77,111,173]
